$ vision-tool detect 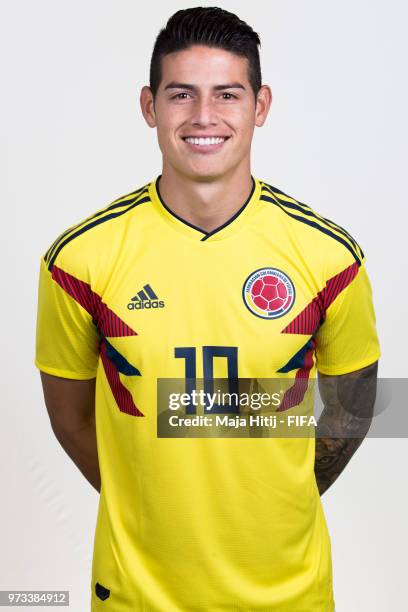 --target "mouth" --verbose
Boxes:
[181,135,231,153]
